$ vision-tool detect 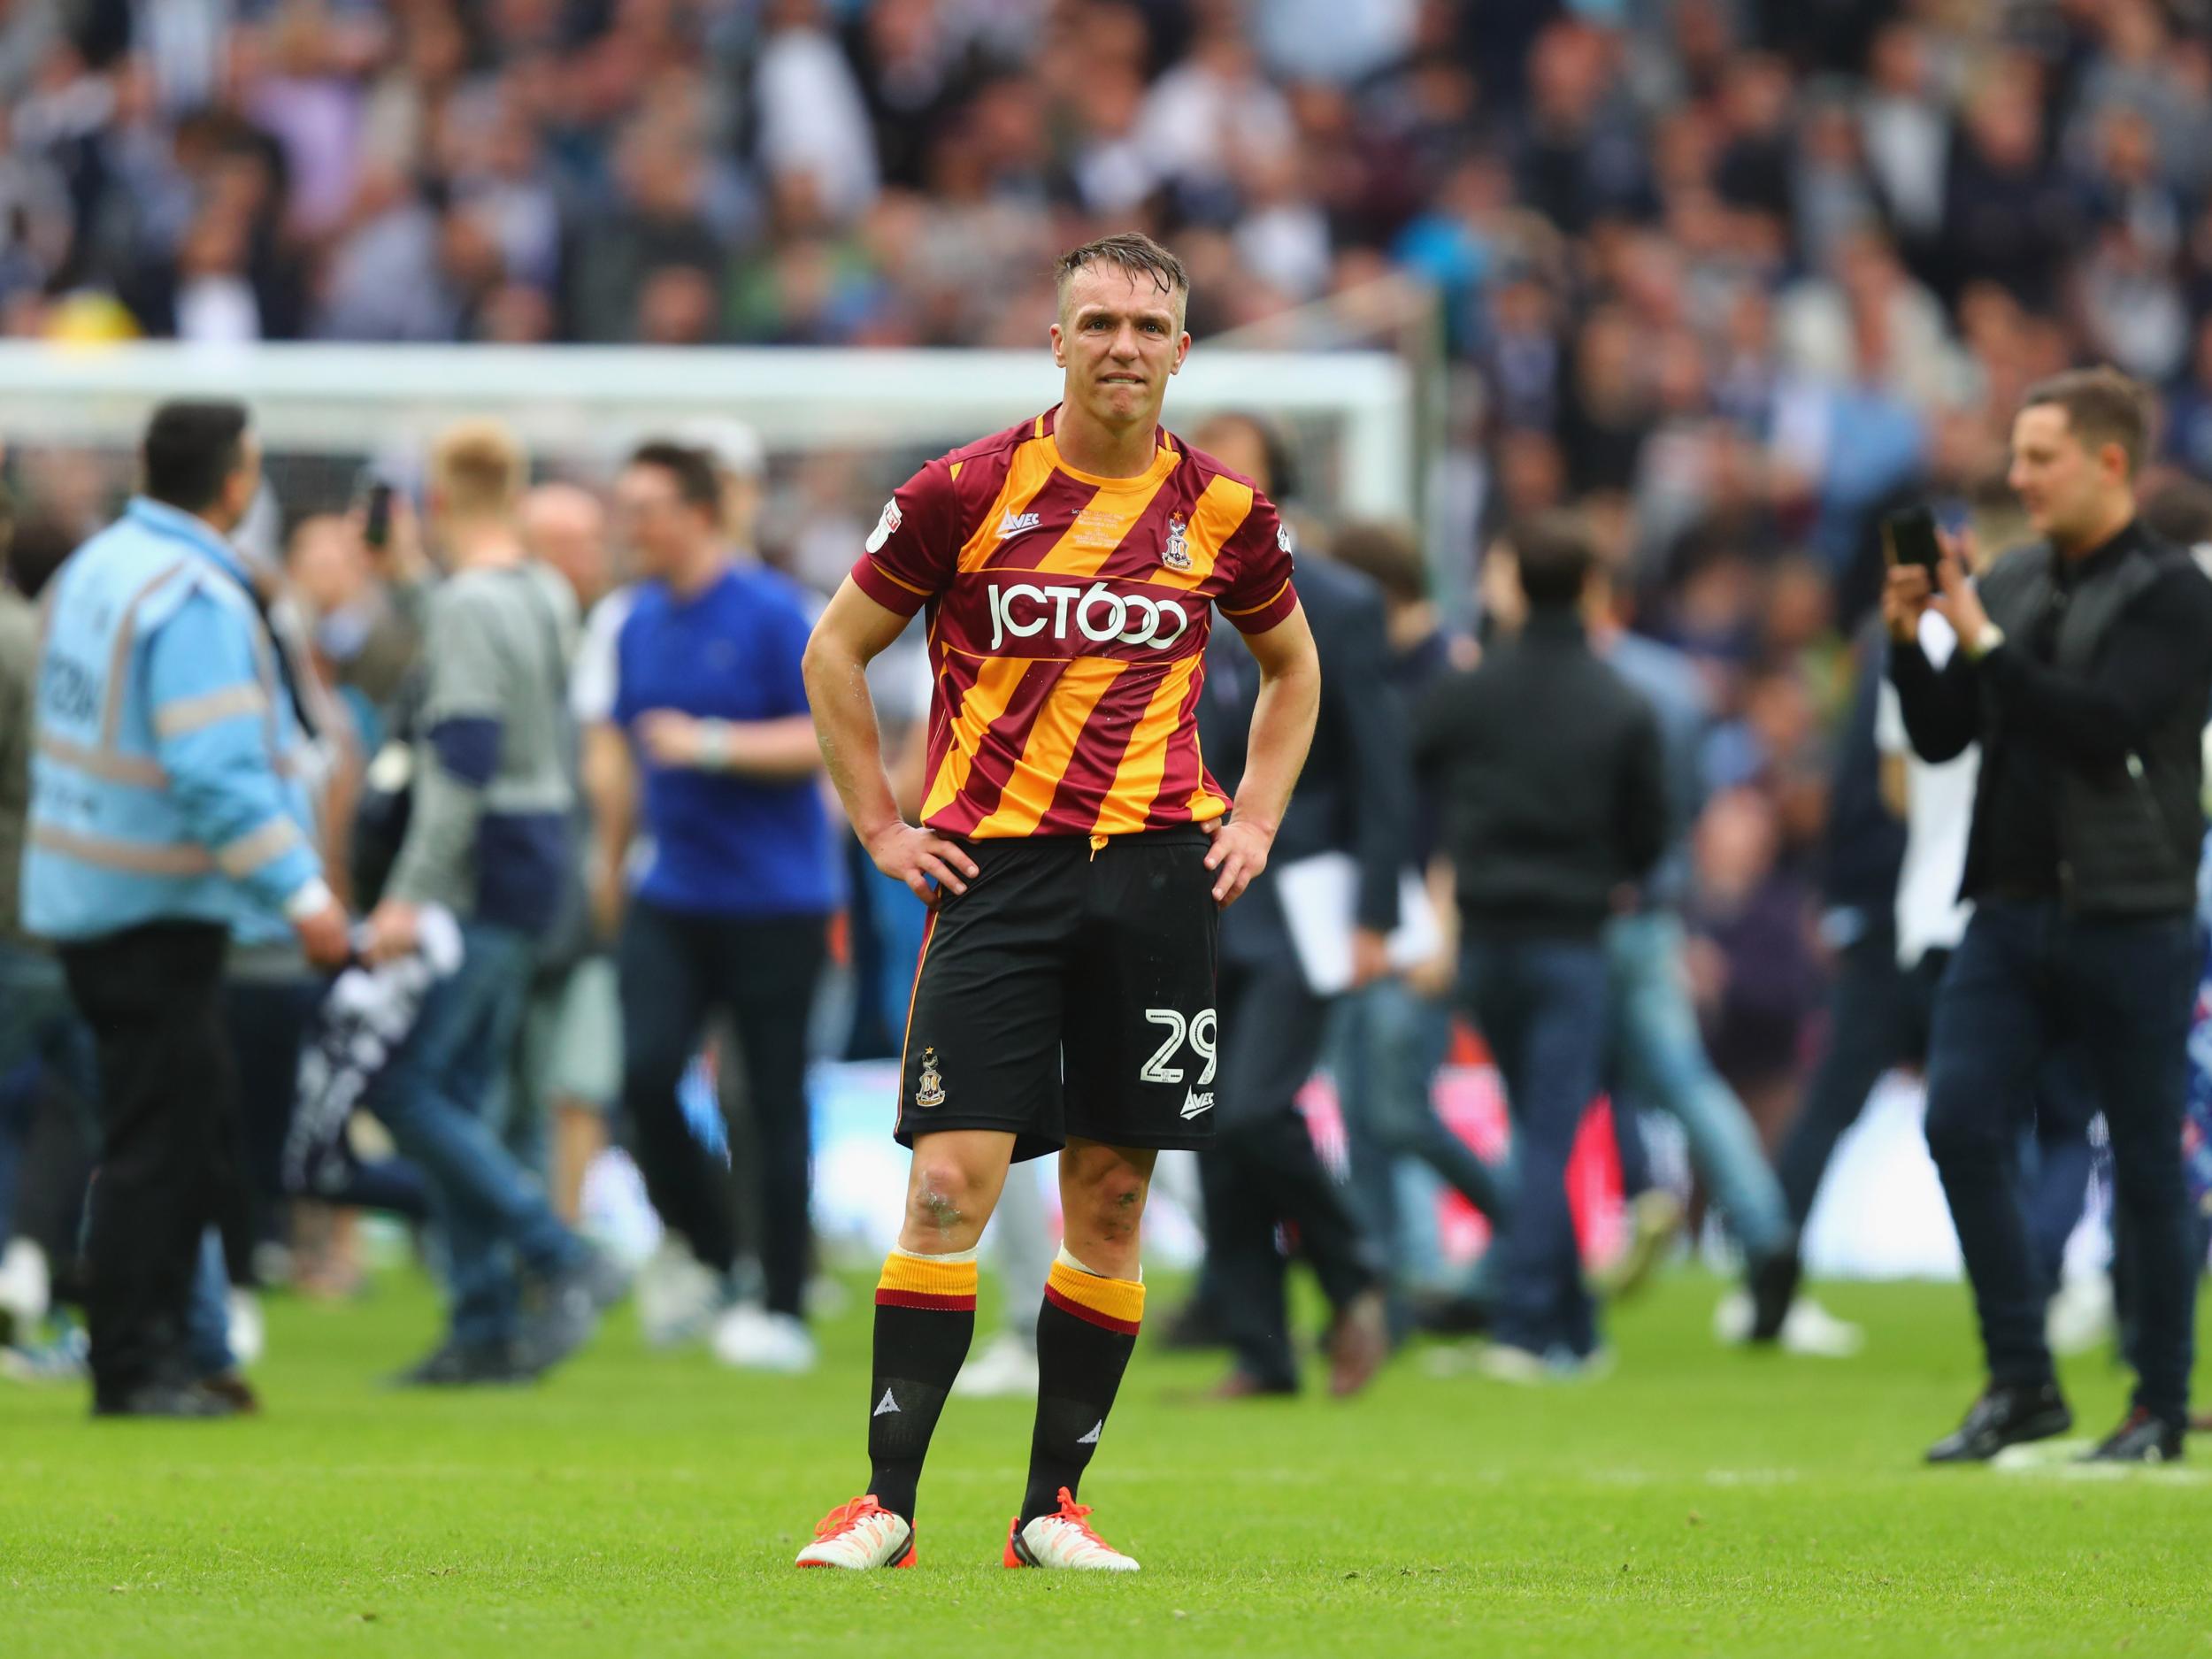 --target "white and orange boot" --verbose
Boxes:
[1002,1487,1140,1571]
[795,1495,917,1569]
